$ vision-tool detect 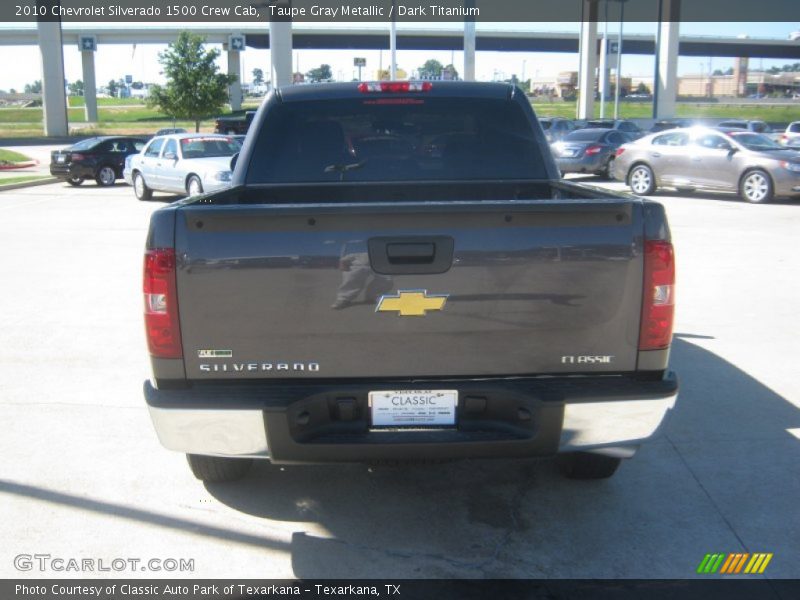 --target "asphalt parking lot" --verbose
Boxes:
[0,179,798,580]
